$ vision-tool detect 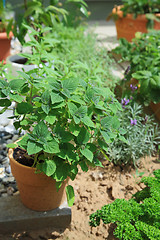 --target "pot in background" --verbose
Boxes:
[0,31,13,63]
[150,102,160,121]
[112,6,160,42]
[6,54,37,77]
